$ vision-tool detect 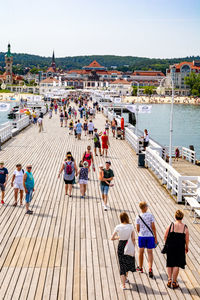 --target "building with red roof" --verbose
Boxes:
[166,61,200,95]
